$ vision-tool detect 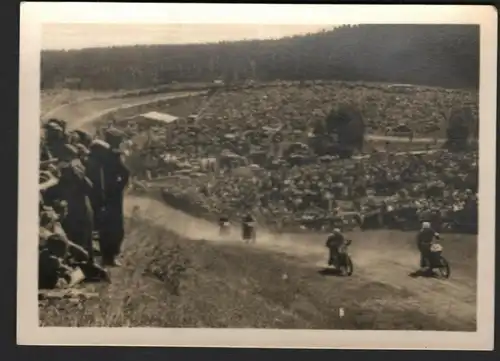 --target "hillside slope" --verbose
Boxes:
[39,217,474,330]
[40,194,476,331]
[41,24,479,90]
